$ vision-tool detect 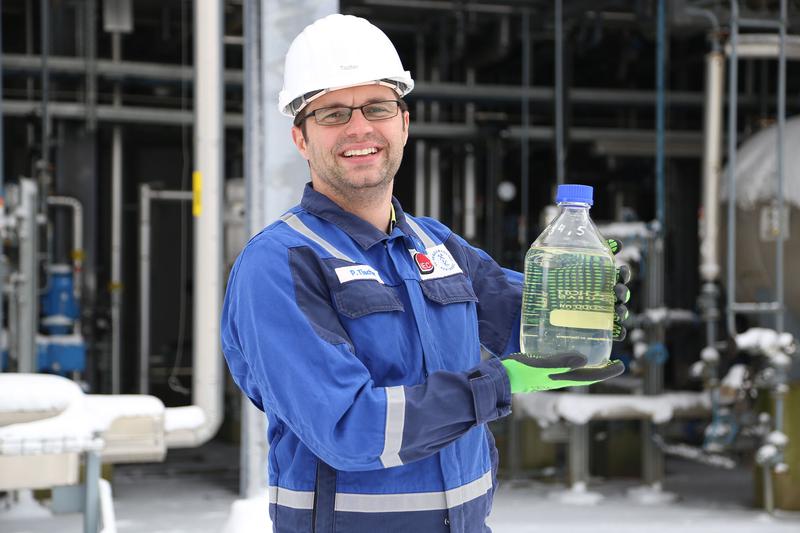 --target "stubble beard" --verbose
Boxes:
[310,136,402,209]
